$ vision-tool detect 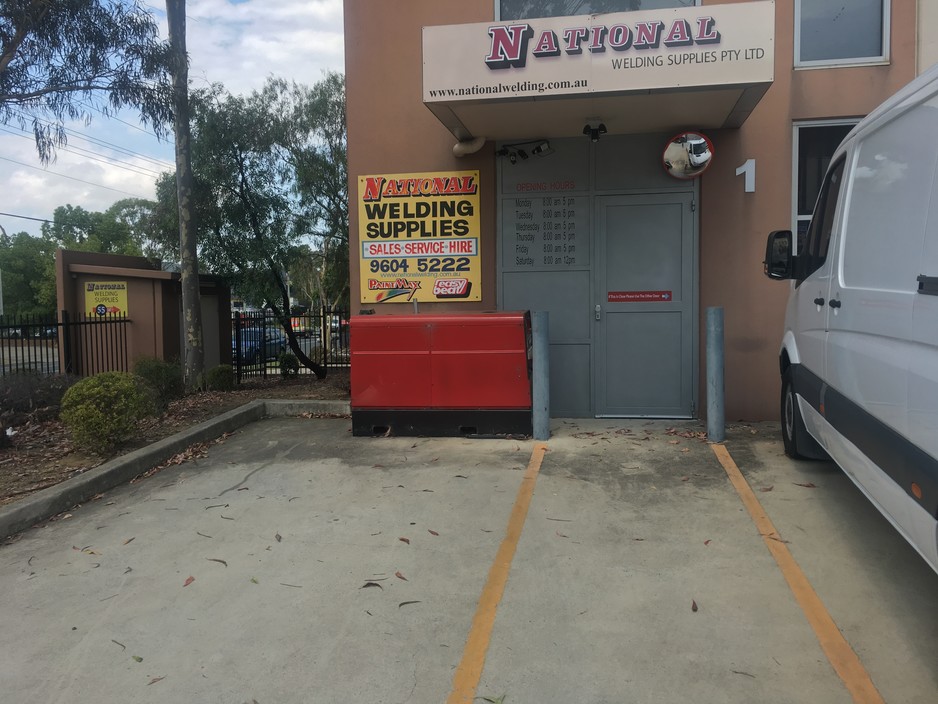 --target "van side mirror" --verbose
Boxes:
[764,230,794,280]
